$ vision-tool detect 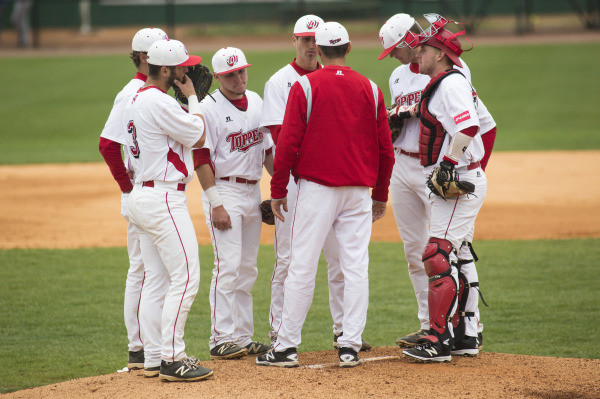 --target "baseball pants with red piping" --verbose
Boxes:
[128,184,200,367]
